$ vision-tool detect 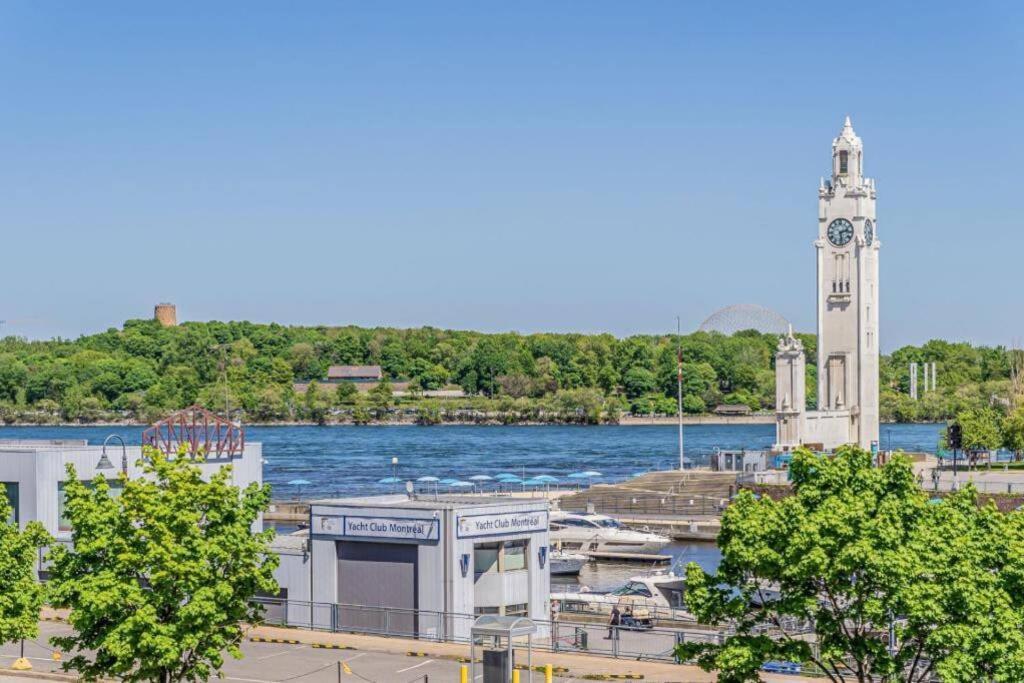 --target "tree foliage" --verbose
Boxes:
[0,491,50,647]
[0,319,1018,423]
[47,447,278,683]
[679,446,1024,682]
